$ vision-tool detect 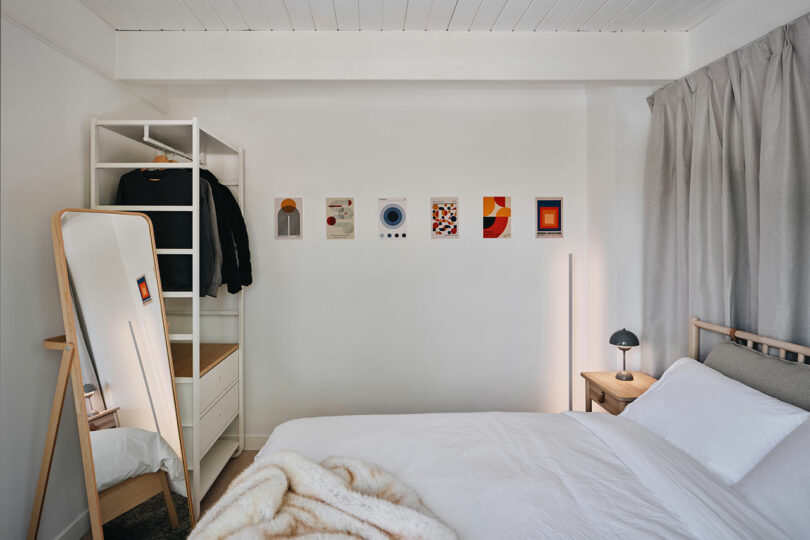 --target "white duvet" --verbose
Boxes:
[259,411,789,539]
[90,427,187,496]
